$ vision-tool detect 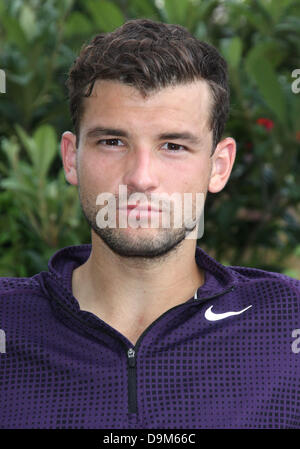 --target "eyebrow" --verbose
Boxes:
[85,127,129,139]
[85,126,201,145]
[157,132,201,145]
